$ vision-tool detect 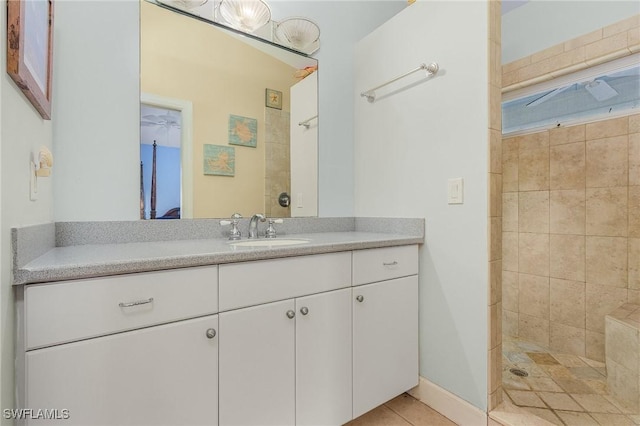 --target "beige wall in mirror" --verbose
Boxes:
[141,1,317,219]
